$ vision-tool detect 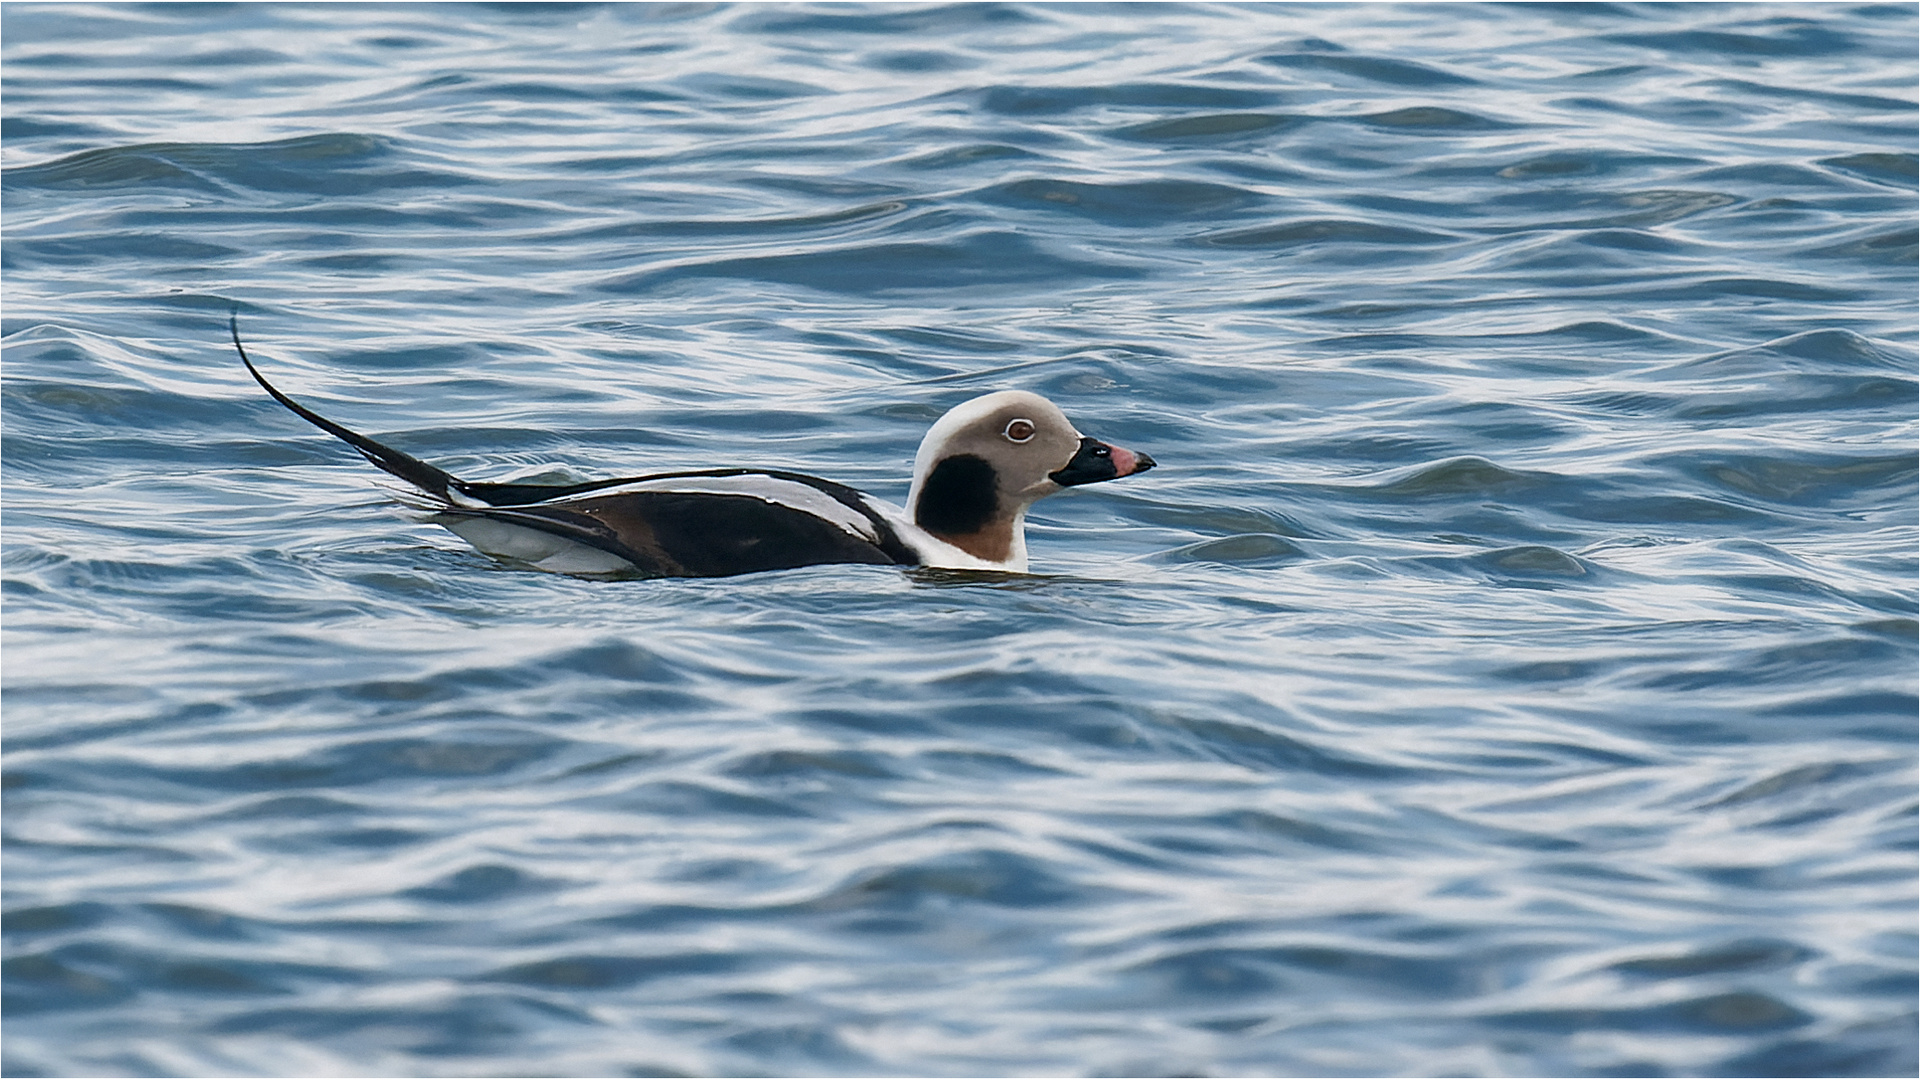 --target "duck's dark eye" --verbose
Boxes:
[1091,445,1110,458]
[1004,418,1036,443]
